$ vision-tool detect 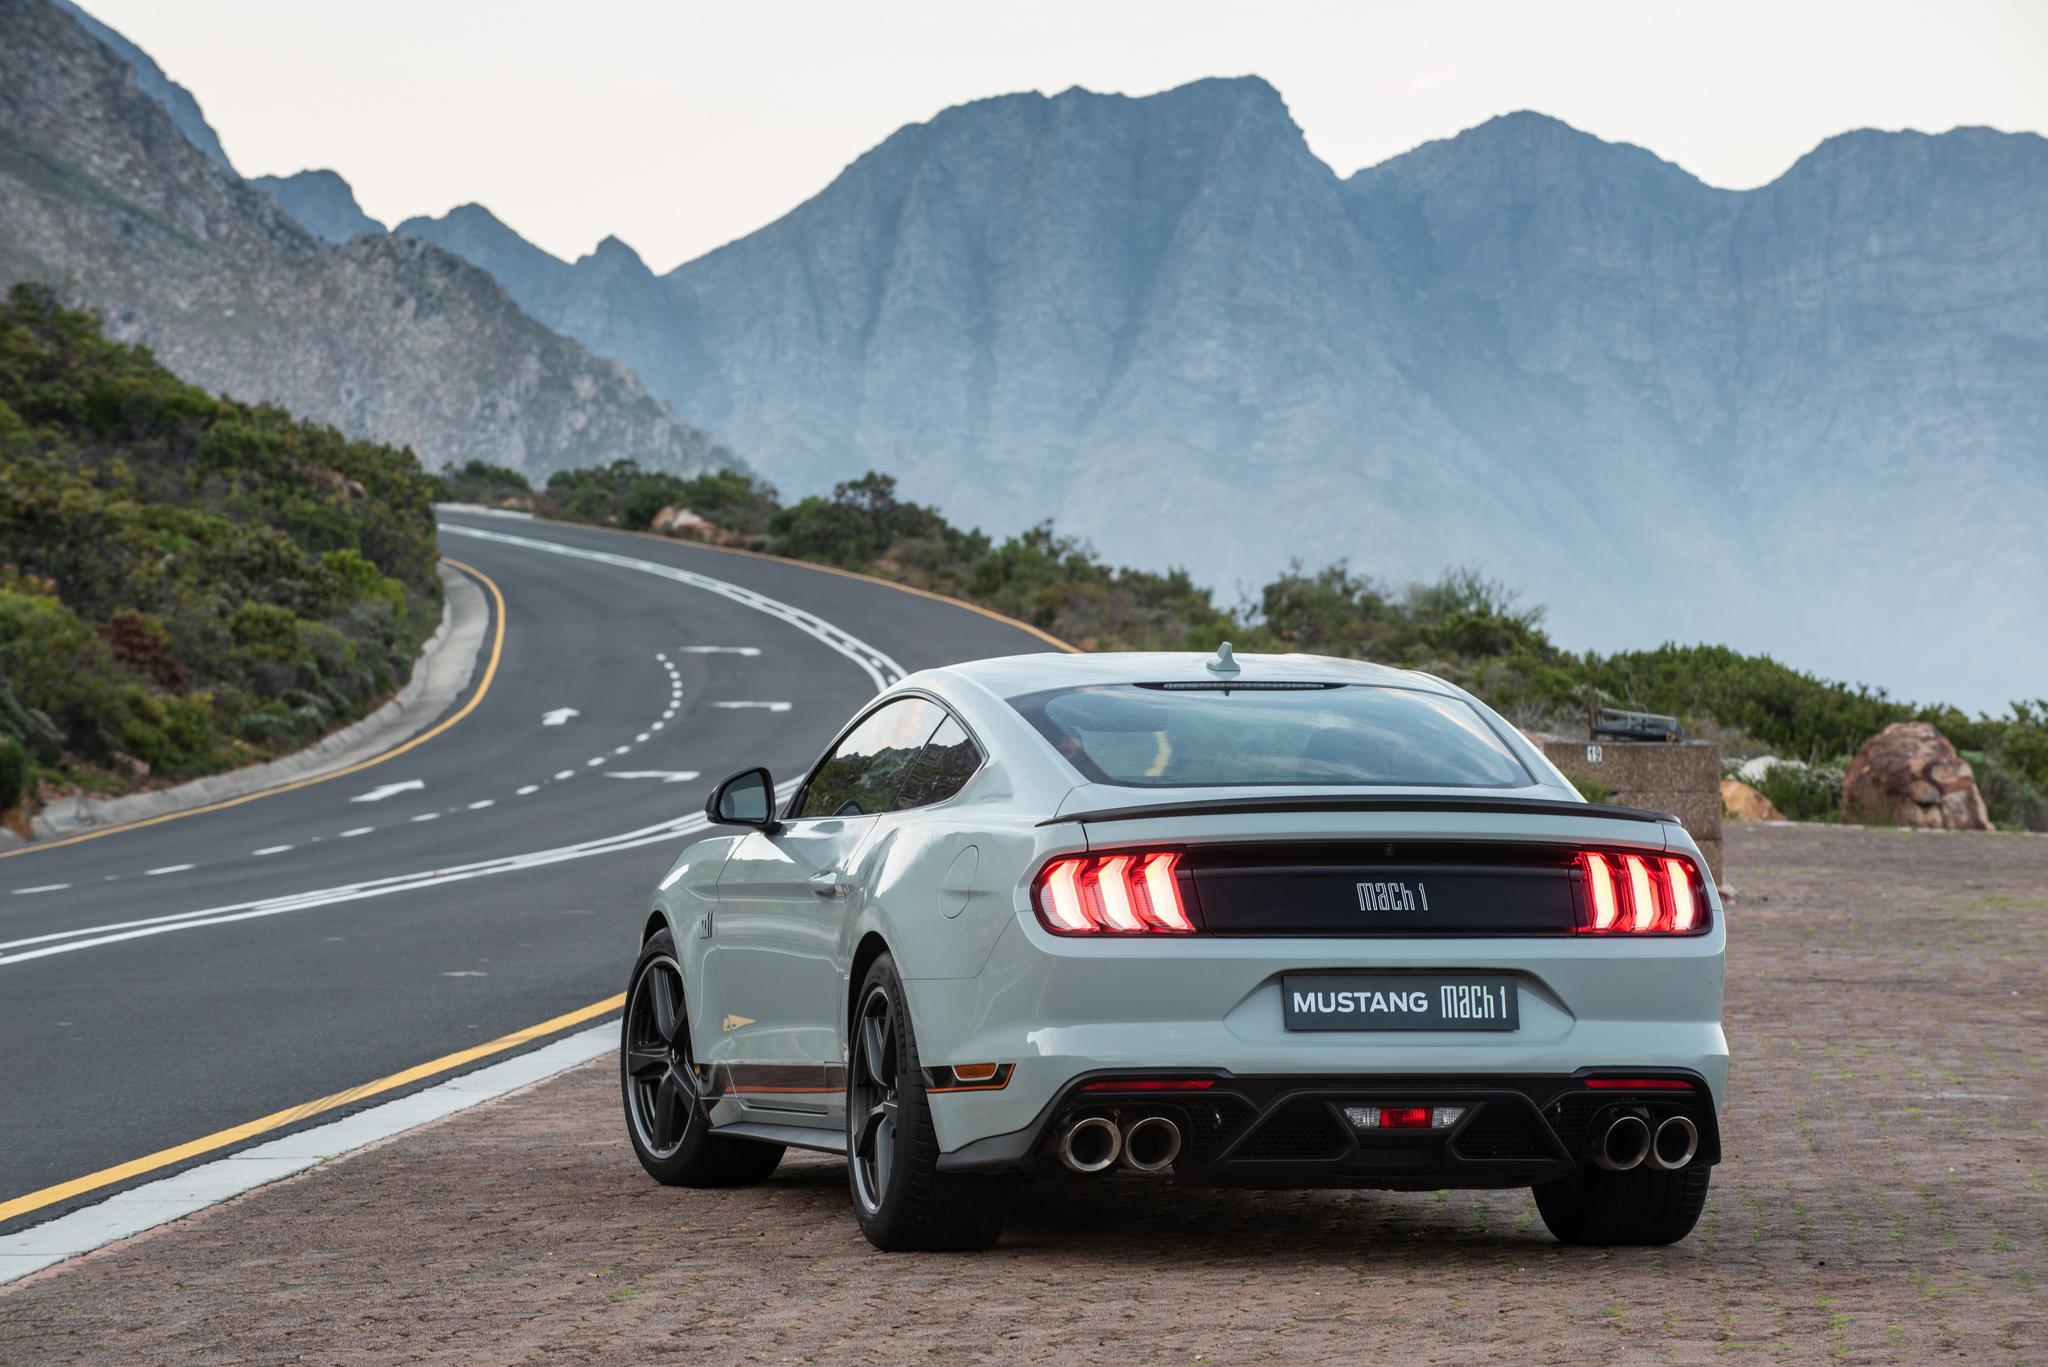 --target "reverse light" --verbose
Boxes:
[1035,850,1195,935]
[1574,851,1709,935]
